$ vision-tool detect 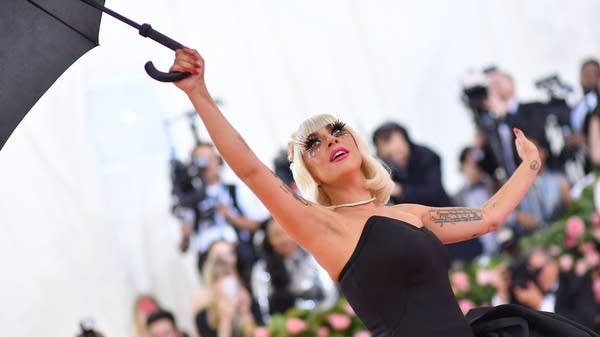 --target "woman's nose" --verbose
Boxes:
[327,136,339,147]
